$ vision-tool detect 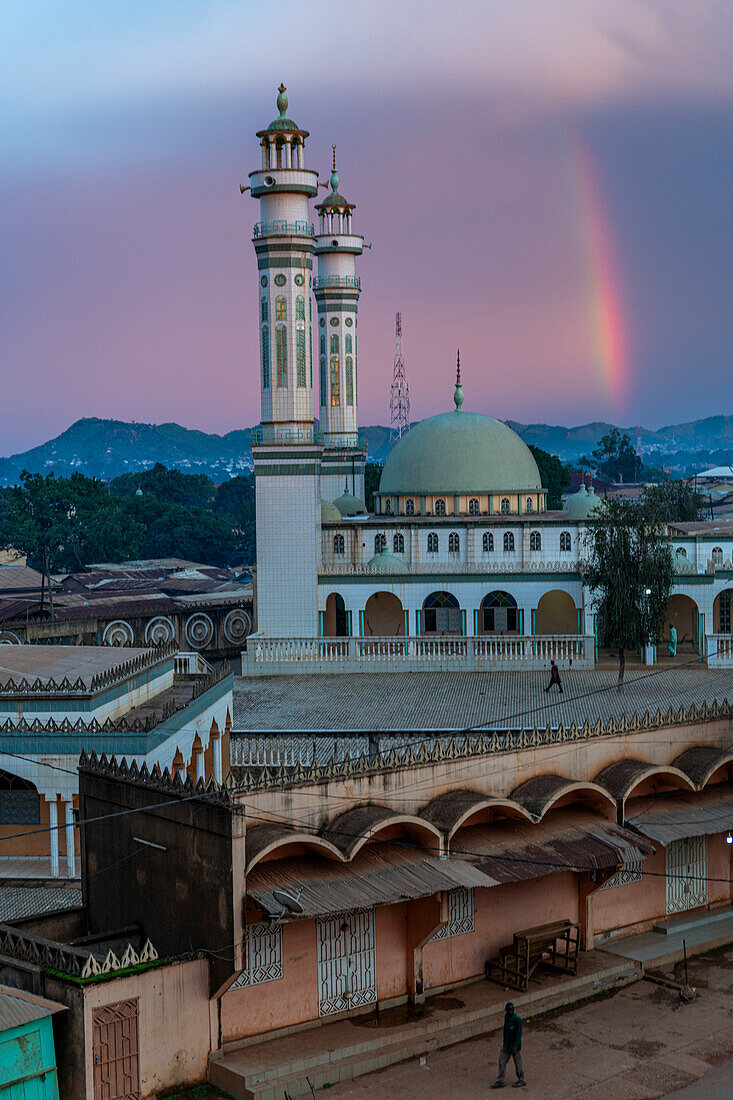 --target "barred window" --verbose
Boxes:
[345,356,354,406]
[435,498,446,516]
[448,532,460,552]
[276,326,287,387]
[530,530,541,551]
[526,497,534,513]
[296,295,305,321]
[427,532,439,553]
[320,335,326,356]
[374,533,387,553]
[469,498,479,515]
[405,499,415,516]
[330,356,340,405]
[229,922,283,989]
[296,328,307,387]
[330,333,339,354]
[345,333,353,354]
[261,327,270,389]
[319,356,326,407]
[500,498,510,514]
[261,298,268,323]
[483,532,494,552]
[504,531,515,552]
[393,533,405,553]
[431,888,474,940]
[333,534,345,555]
[275,296,286,321]
[560,531,571,552]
